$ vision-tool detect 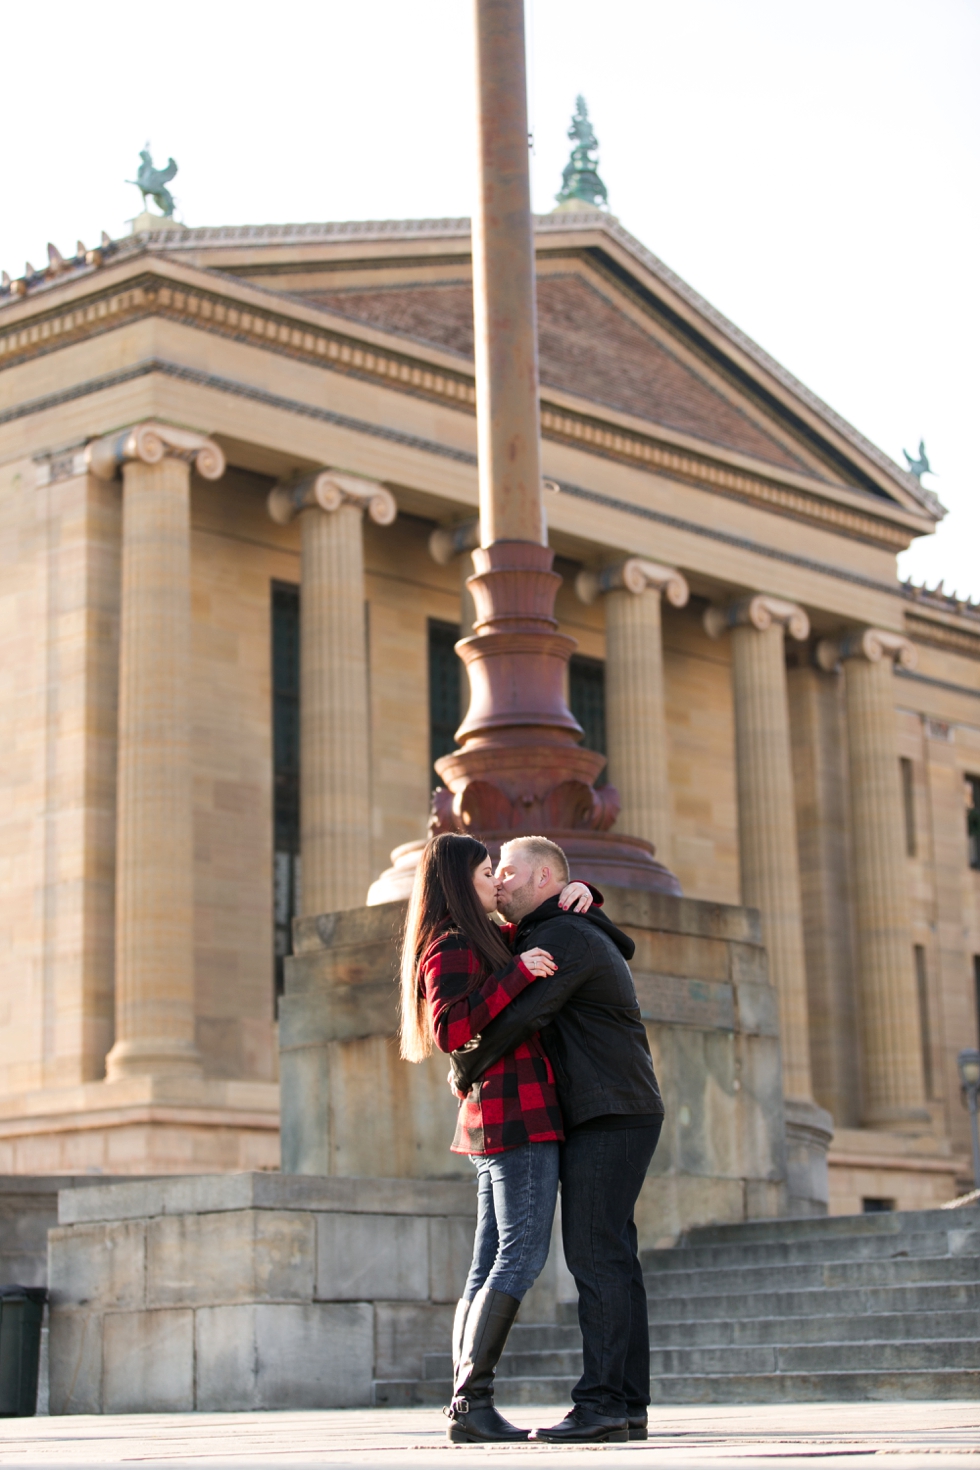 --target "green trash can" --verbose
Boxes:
[0,1287,47,1417]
